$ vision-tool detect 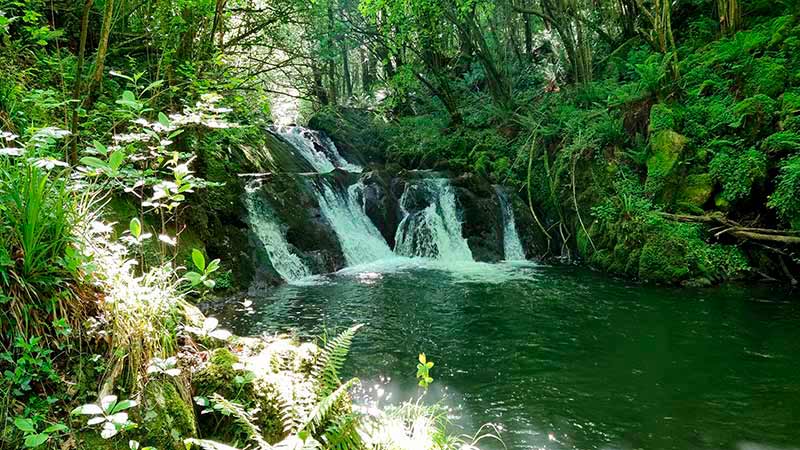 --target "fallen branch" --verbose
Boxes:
[659,212,800,245]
